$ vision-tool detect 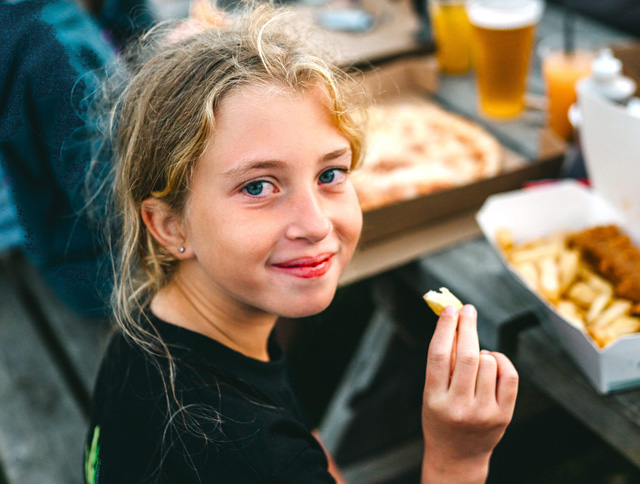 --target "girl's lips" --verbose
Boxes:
[272,254,334,279]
